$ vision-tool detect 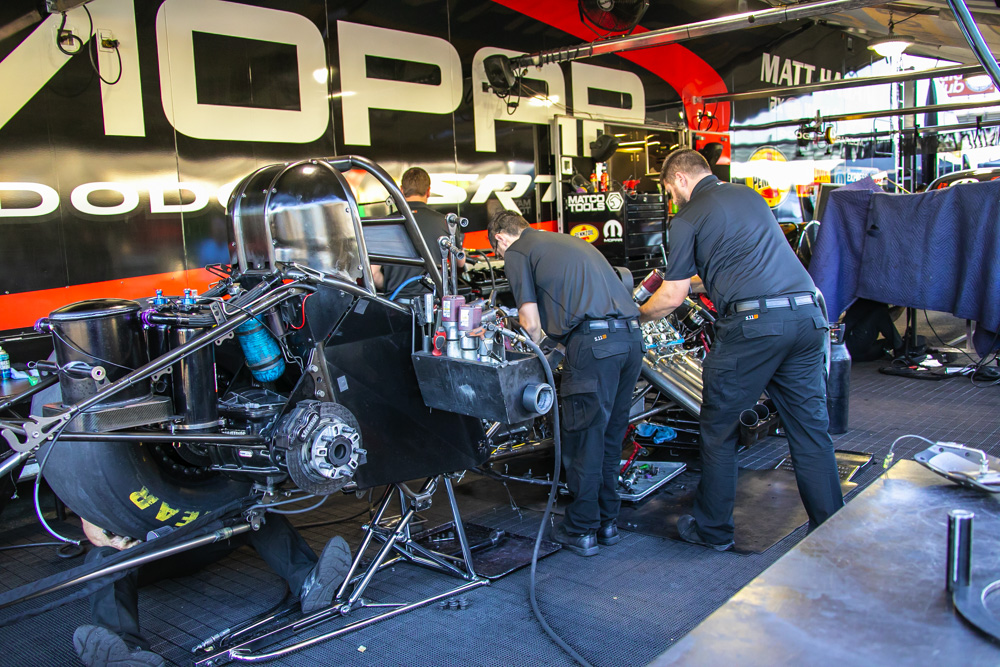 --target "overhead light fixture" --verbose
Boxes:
[868,17,913,59]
